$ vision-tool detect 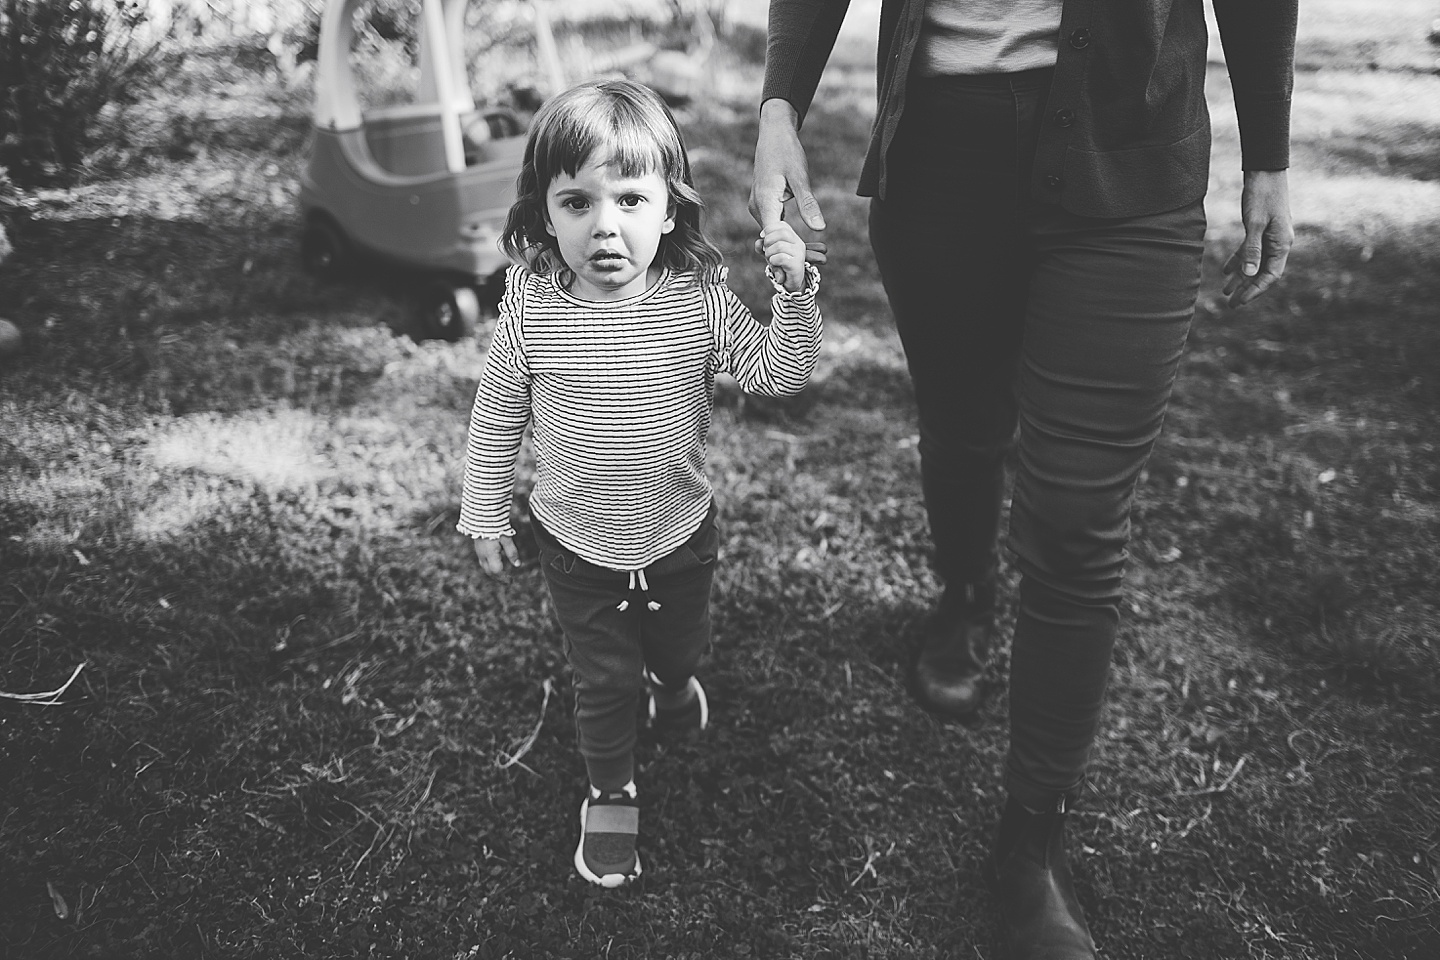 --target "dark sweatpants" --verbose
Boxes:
[870,69,1207,808]
[532,503,718,792]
